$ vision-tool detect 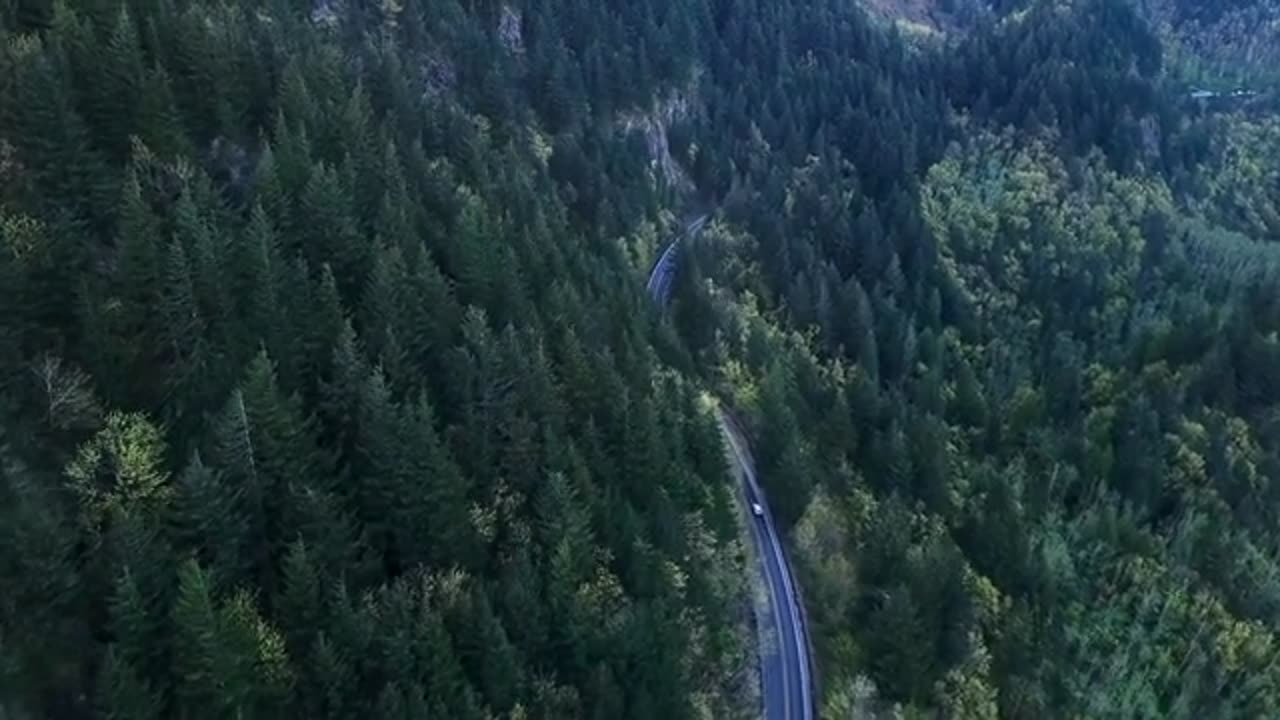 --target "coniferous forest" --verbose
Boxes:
[3,0,1280,718]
